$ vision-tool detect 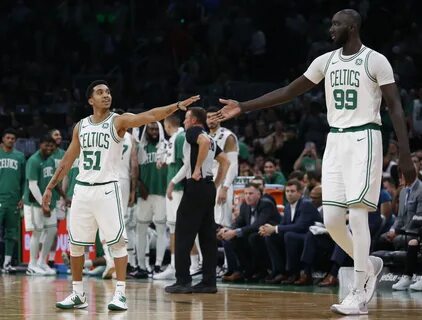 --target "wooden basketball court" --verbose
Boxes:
[1,275,421,319]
